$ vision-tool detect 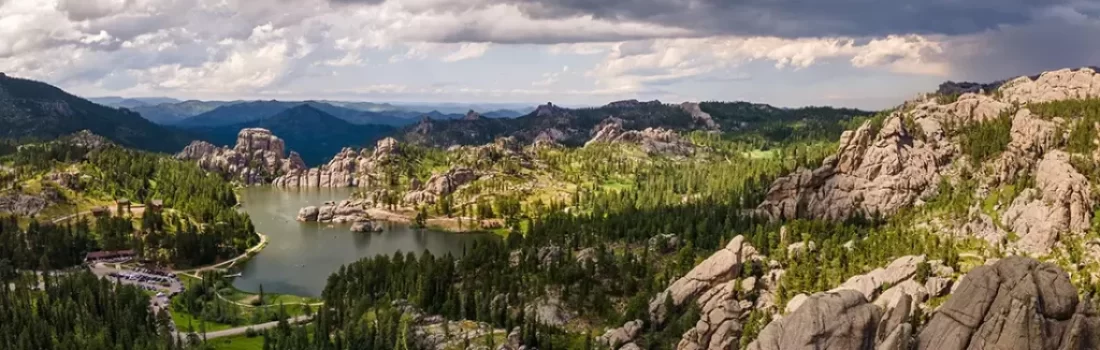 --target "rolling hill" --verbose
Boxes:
[0,73,194,153]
